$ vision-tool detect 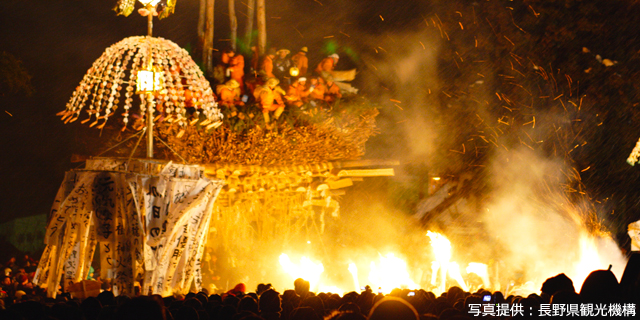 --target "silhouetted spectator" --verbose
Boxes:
[238,295,259,314]
[620,252,640,300]
[293,278,310,300]
[173,305,199,320]
[339,302,361,314]
[117,297,166,320]
[550,290,581,304]
[580,269,621,303]
[81,296,103,320]
[290,306,320,320]
[368,297,419,320]
[540,273,575,302]
[258,289,281,320]
[300,295,325,318]
[256,283,273,296]
[226,283,246,299]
